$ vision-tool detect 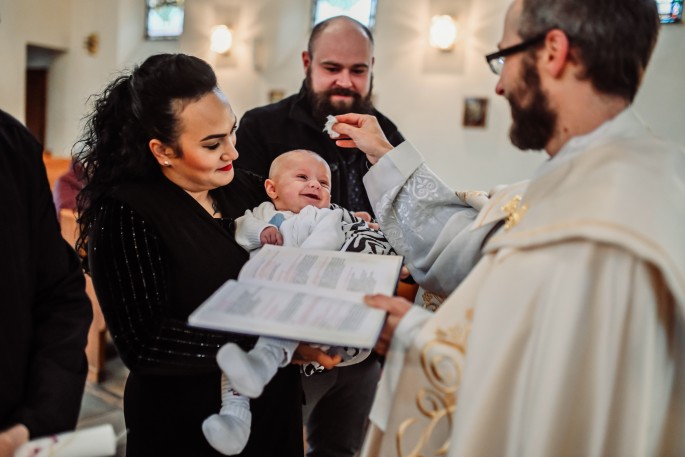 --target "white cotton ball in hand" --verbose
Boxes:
[323,115,340,139]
